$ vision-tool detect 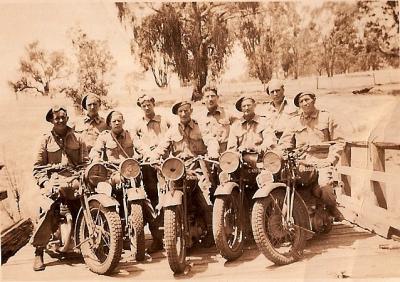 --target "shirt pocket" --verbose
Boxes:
[316,123,330,141]
[189,128,203,141]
